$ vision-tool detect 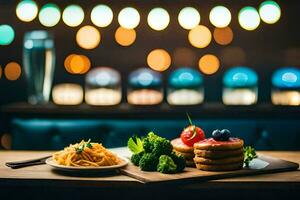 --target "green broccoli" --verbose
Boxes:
[152,137,173,156]
[139,153,159,171]
[157,155,177,174]
[131,151,144,166]
[170,152,186,172]
[143,132,159,152]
